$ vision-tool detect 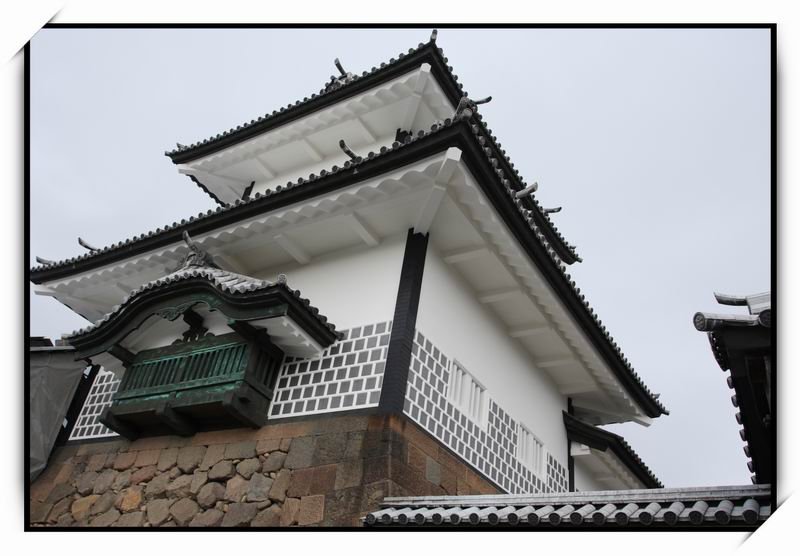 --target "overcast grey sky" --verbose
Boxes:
[29,28,771,488]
